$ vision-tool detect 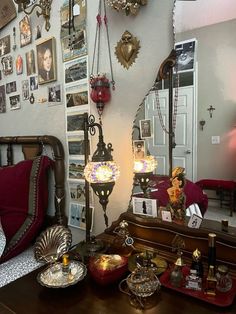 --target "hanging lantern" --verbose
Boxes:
[90,0,115,124]
[90,74,111,121]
